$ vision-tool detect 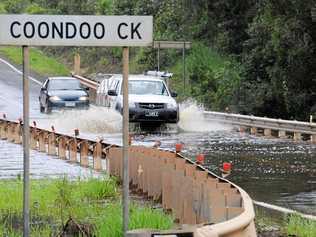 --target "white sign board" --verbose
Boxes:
[0,15,153,47]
